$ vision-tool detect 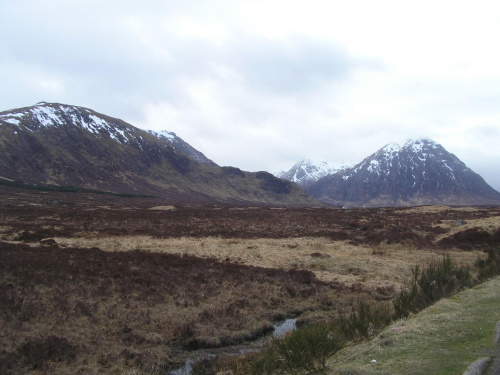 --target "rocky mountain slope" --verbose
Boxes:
[306,138,500,207]
[146,129,217,166]
[276,159,353,187]
[0,102,318,206]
